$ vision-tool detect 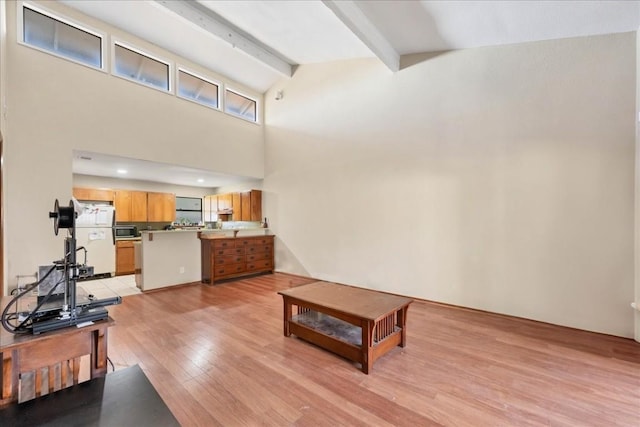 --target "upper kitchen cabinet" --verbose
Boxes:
[249,190,262,221]
[131,191,148,221]
[217,193,233,213]
[203,195,217,222]
[73,187,114,202]
[148,192,176,222]
[240,191,251,221]
[232,192,242,221]
[114,191,132,222]
[115,190,148,222]
[239,190,261,221]
[206,190,262,222]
